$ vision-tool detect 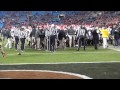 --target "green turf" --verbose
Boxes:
[0,46,120,79]
[0,46,120,64]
